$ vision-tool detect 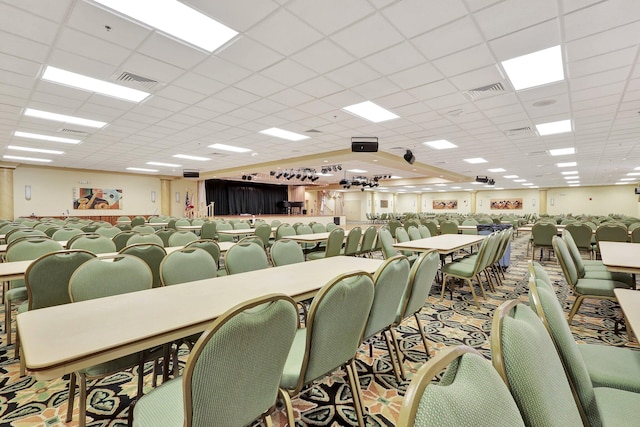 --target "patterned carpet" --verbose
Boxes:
[0,232,637,426]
